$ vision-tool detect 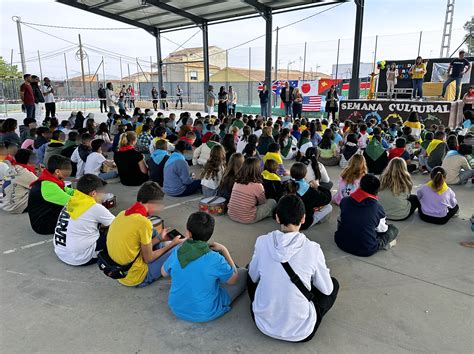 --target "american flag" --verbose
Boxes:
[302,96,322,112]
